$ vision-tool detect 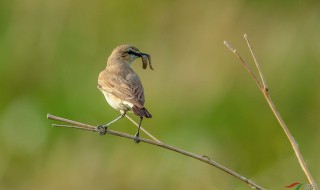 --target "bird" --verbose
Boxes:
[97,45,153,143]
